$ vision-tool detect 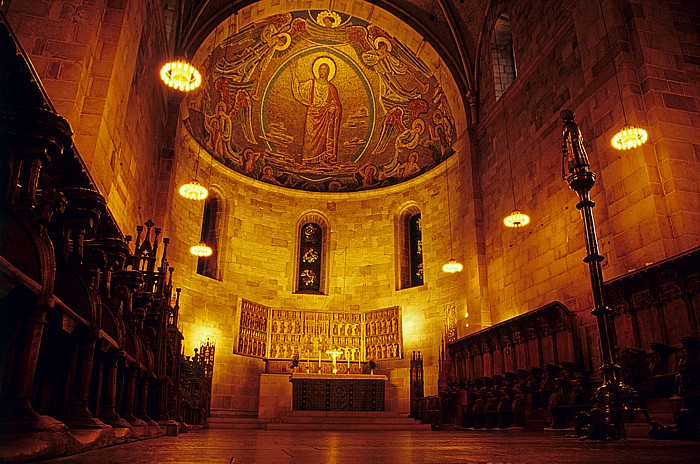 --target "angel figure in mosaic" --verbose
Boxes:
[215,14,296,98]
[360,31,432,112]
[305,10,349,45]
